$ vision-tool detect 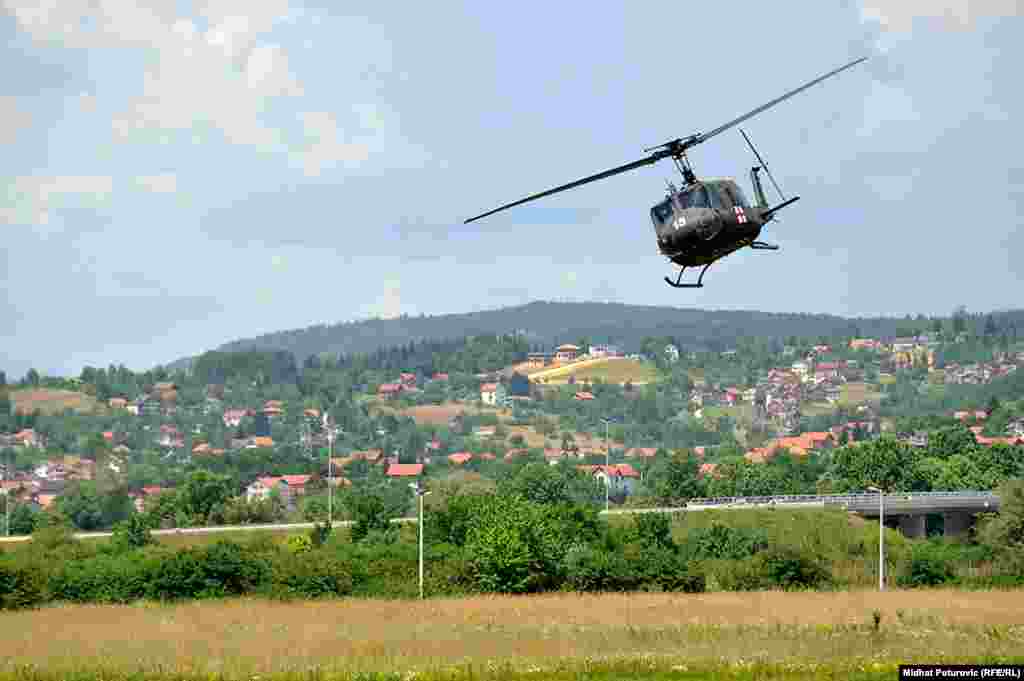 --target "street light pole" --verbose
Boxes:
[323,412,338,527]
[410,482,431,599]
[868,485,884,591]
